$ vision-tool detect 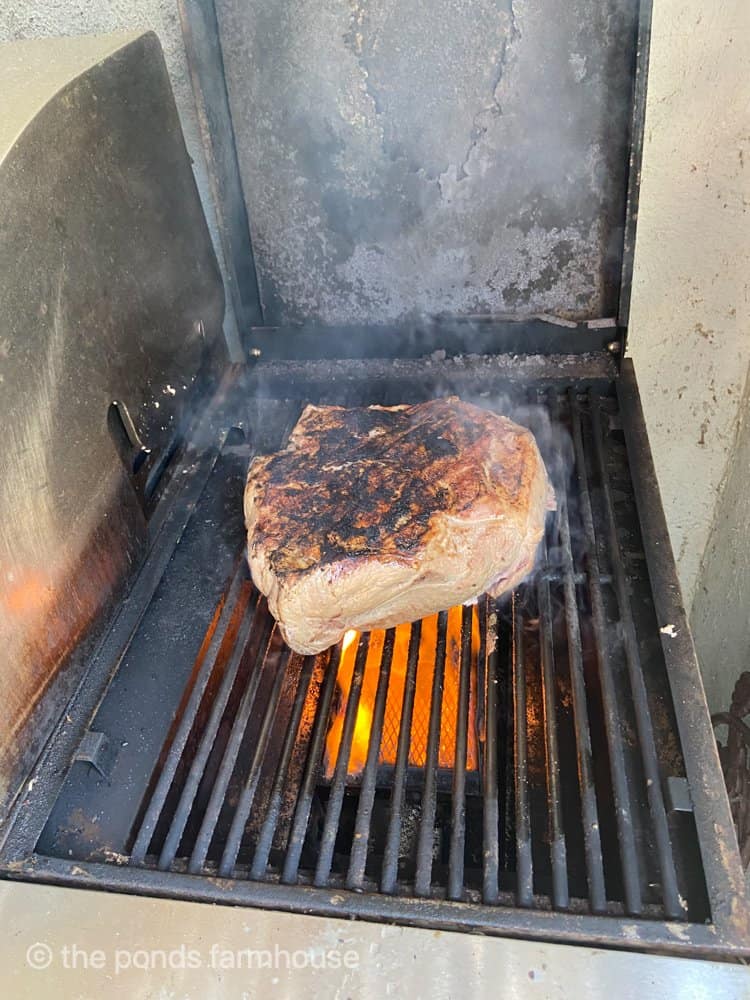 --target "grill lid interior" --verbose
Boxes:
[213,0,644,329]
